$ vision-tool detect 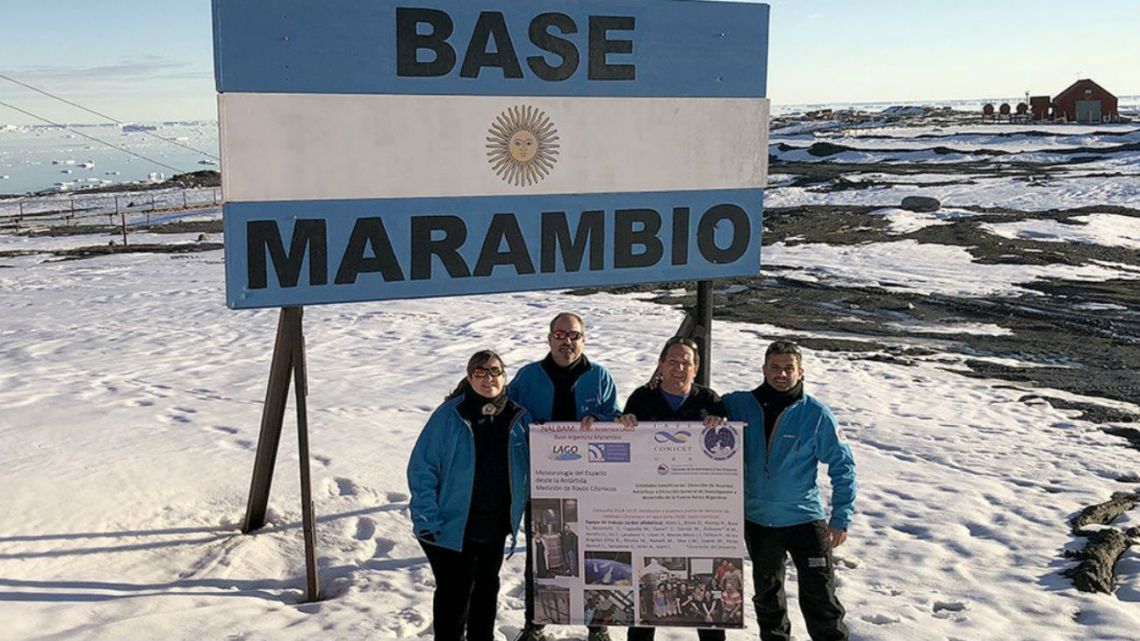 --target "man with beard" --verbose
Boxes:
[508,312,625,641]
[723,341,856,641]
[621,336,728,641]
